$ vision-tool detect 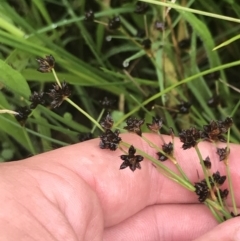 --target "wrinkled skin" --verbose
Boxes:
[0,133,240,241]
